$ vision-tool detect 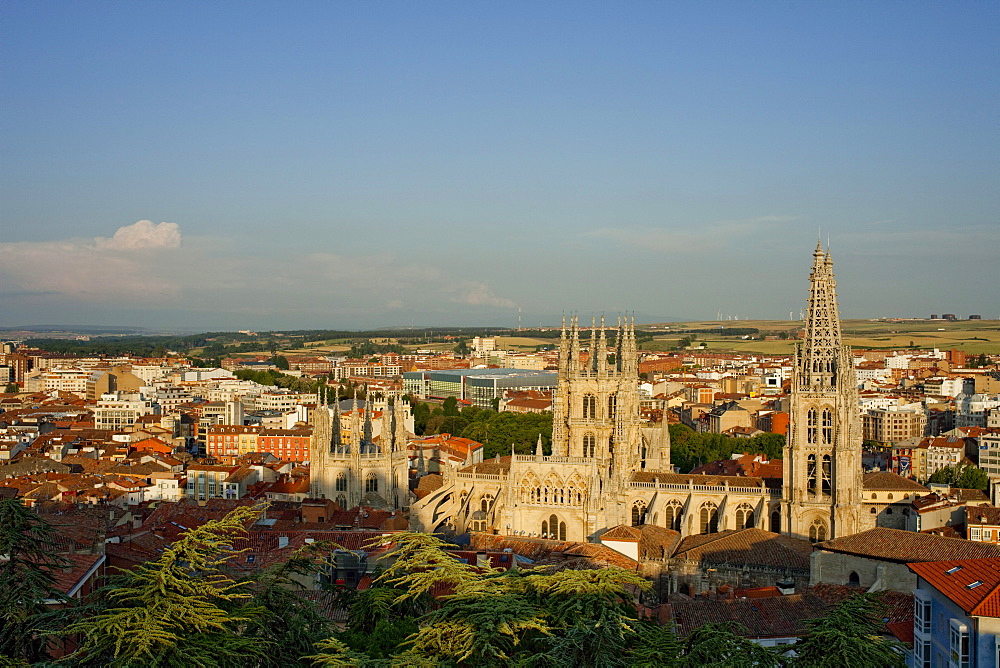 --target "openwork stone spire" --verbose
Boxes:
[799,242,843,390]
